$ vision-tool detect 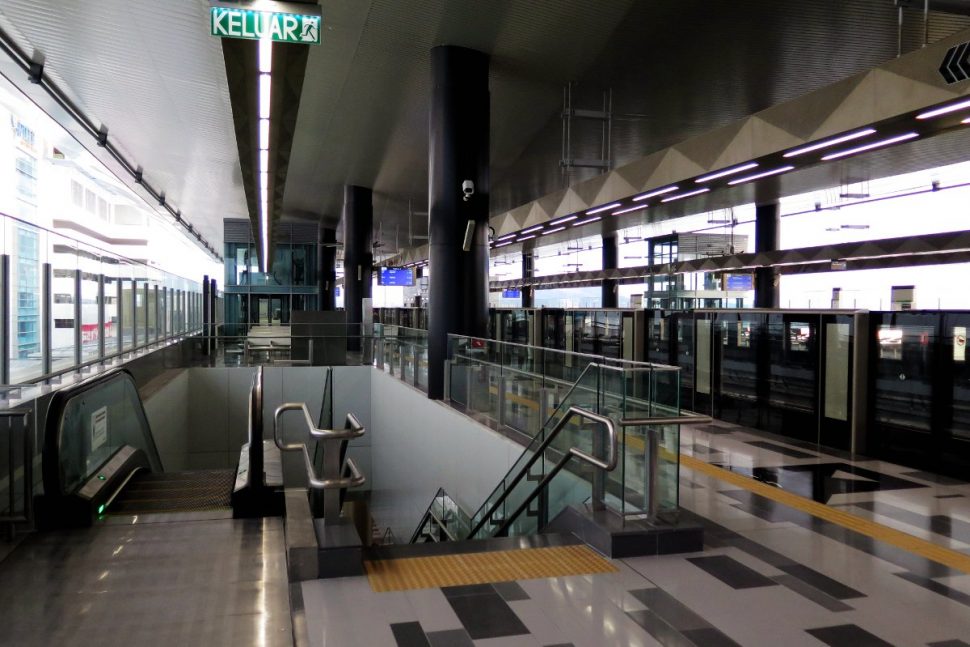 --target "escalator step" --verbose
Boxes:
[108,469,234,515]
